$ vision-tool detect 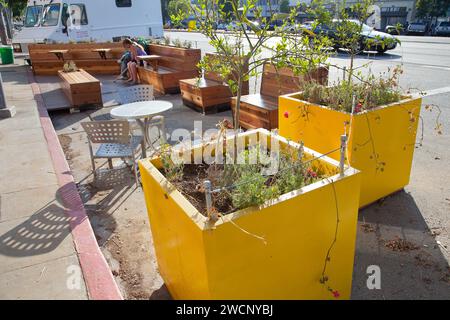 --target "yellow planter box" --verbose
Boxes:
[139,129,361,299]
[279,93,421,207]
